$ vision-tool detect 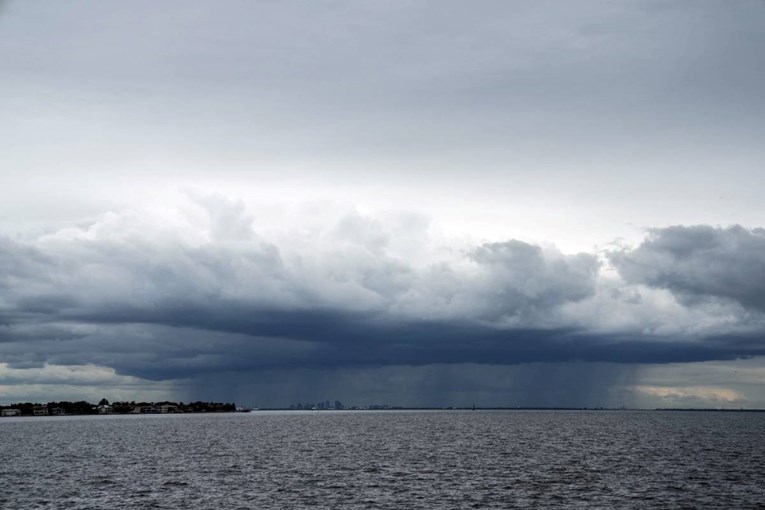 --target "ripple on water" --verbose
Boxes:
[1,411,764,509]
